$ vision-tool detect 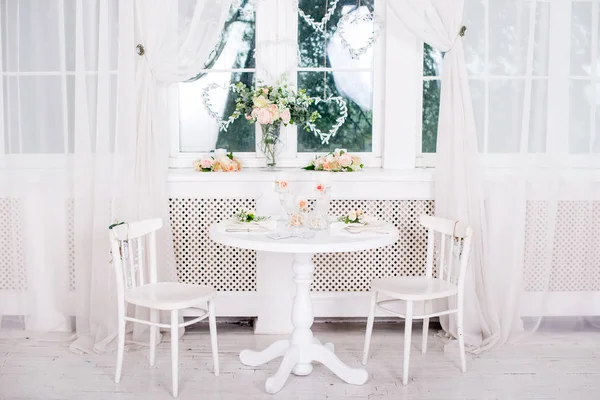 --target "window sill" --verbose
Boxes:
[167,167,434,183]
